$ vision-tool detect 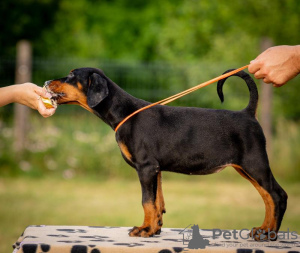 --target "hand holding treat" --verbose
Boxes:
[0,83,56,117]
[41,97,55,109]
[35,85,57,117]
